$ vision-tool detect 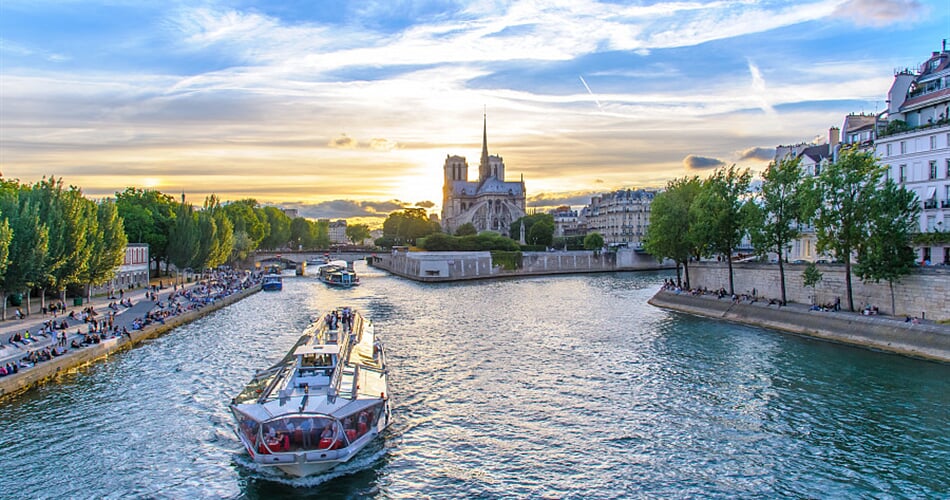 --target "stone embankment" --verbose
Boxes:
[648,289,950,363]
[370,248,673,282]
[0,284,260,400]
